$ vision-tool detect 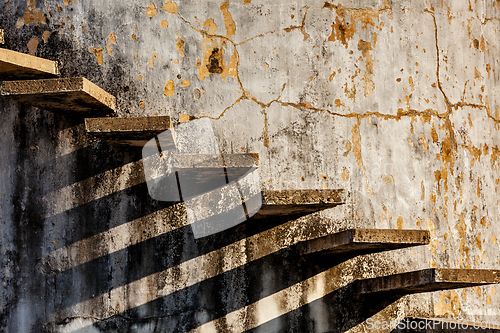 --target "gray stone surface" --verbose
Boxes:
[0,0,500,332]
